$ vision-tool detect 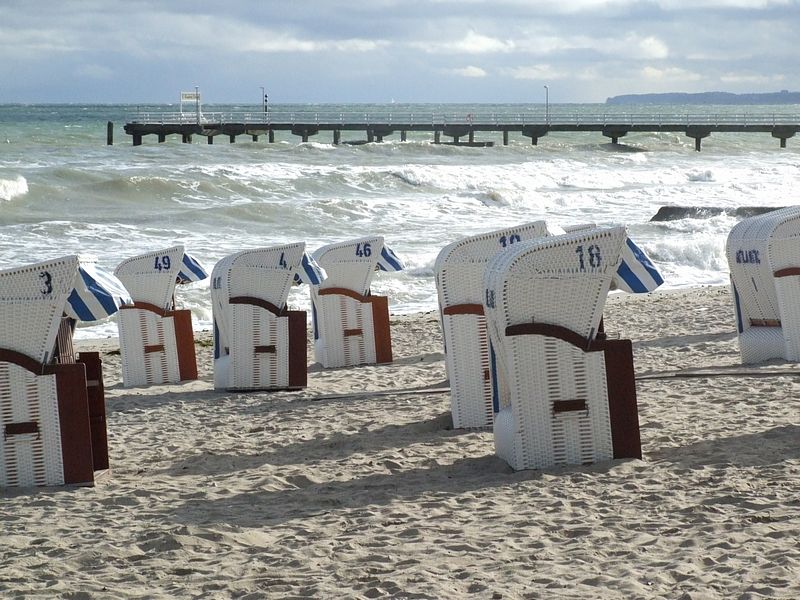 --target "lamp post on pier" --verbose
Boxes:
[544,85,549,124]
[260,86,267,114]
